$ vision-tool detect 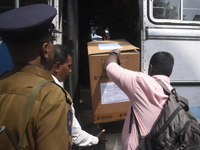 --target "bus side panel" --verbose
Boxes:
[142,40,200,81]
